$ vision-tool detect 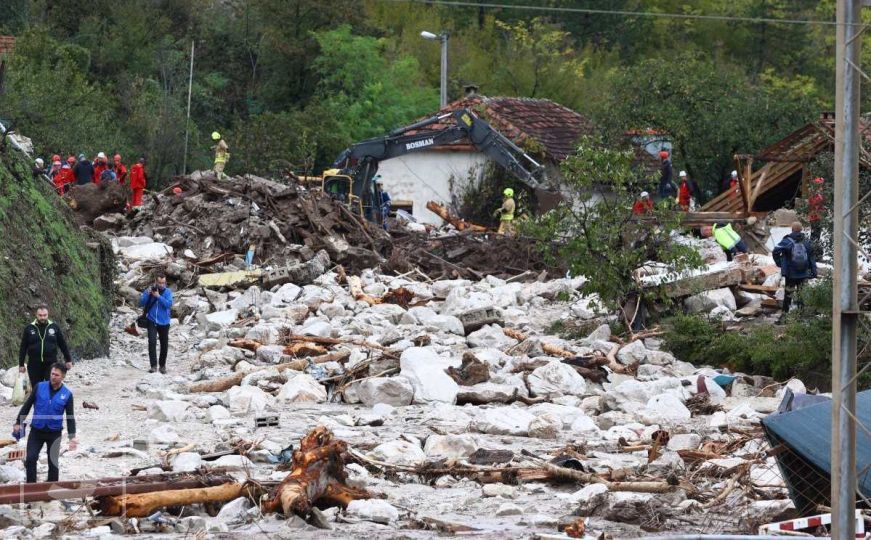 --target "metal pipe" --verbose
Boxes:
[832,2,861,539]
[440,33,449,107]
